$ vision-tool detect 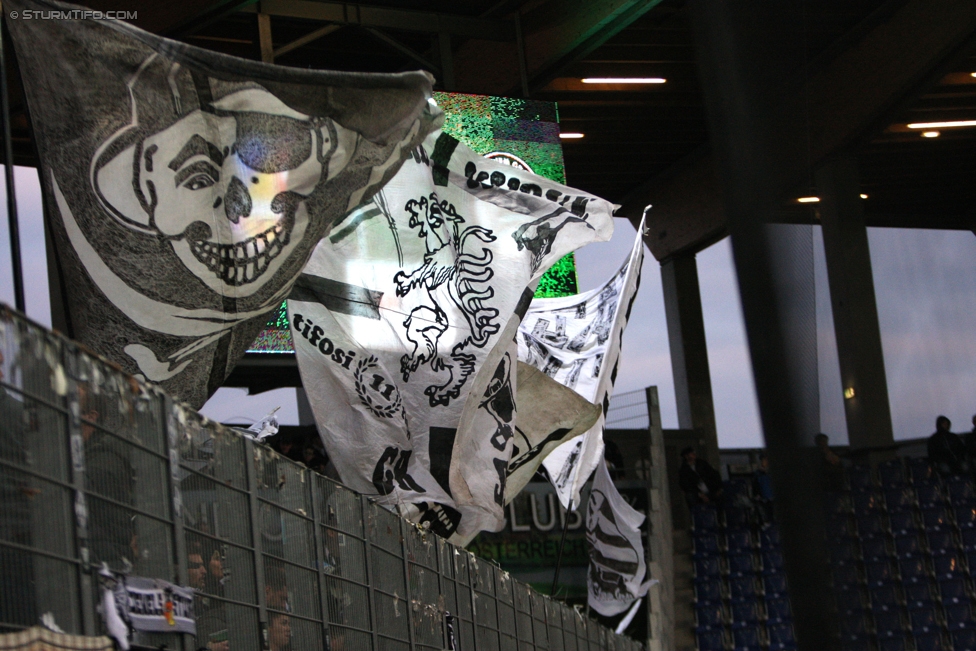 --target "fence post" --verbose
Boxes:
[468,554,481,651]
[398,517,417,650]
[163,397,190,651]
[244,438,269,651]
[309,474,332,649]
[64,347,96,636]
[361,495,380,651]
